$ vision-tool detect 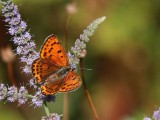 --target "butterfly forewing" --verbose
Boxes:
[59,71,82,92]
[40,34,68,67]
[32,58,61,84]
